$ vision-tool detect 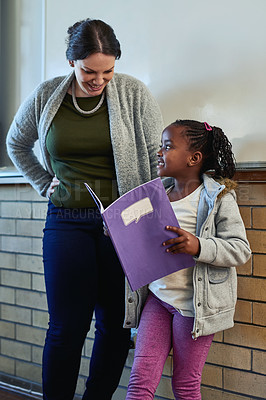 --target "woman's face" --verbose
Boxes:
[72,53,116,97]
